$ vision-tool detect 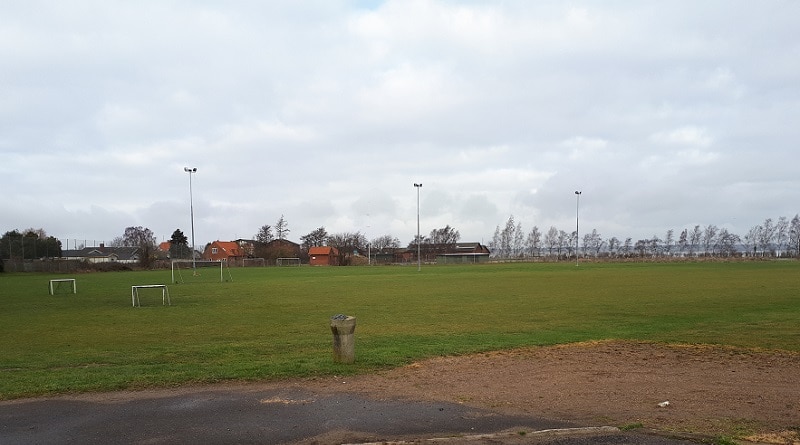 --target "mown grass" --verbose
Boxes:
[1,261,798,399]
